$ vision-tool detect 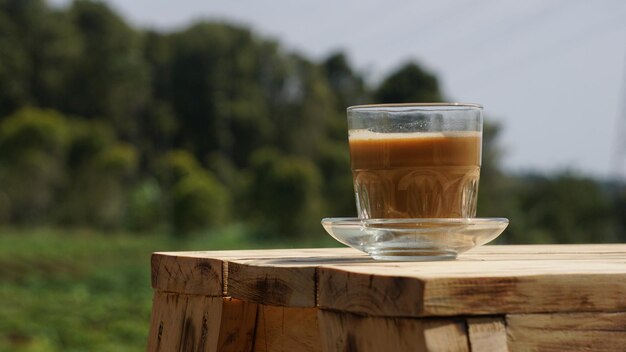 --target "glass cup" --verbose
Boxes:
[347,103,483,220]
